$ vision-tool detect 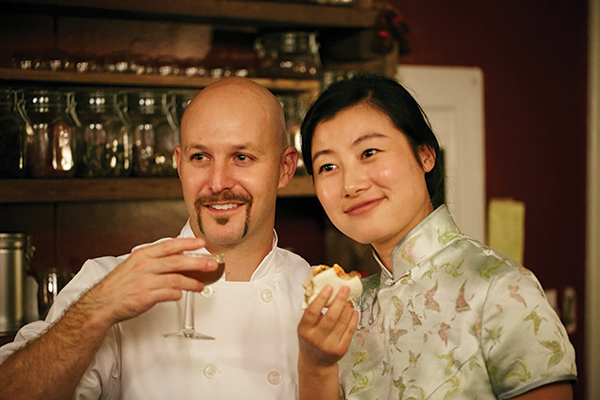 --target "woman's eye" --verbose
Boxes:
[318,164,335,173]
[363,148,377,158]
